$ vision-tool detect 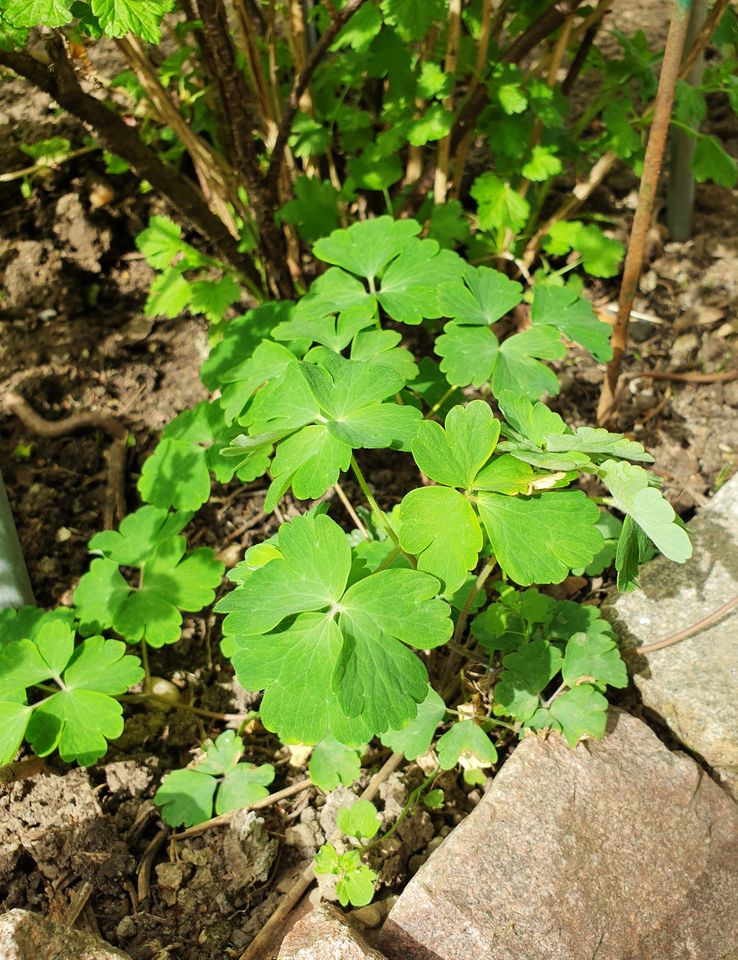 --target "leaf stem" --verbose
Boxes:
[440,556,497,695]
[122,692,252,721]
[541,681,567,709]
[361,769,440,854]
[139,638,151,683]
[424,385,457,420]
[372,544,403,574]
[350,456,401,550]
